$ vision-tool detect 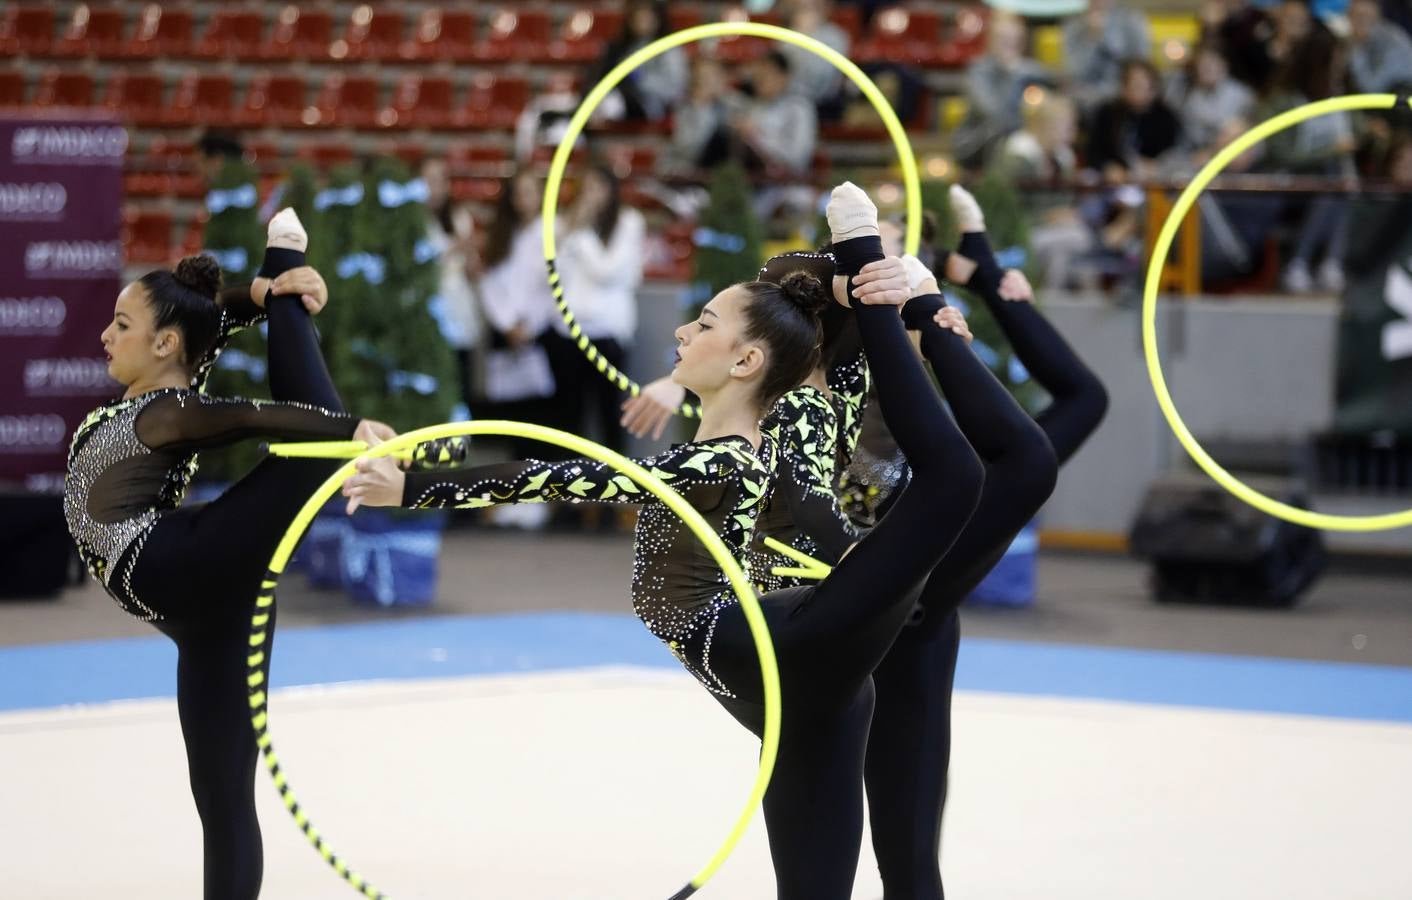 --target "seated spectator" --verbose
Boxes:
[1199,0,1276,91]
[1257,5,1355,293]
[996,94,1097,290]
[661,57,746,175]
[1062,0,1152,113]
[585,0,687,122]
[734,51,818,177]
[1085,58,1183,183]
[1348,0,1412,91]
[781,0,851,117]
[1169,40,1254,156]
[1190,118,1285,284]
[422,157,483,417]
[951,12,1054,168]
